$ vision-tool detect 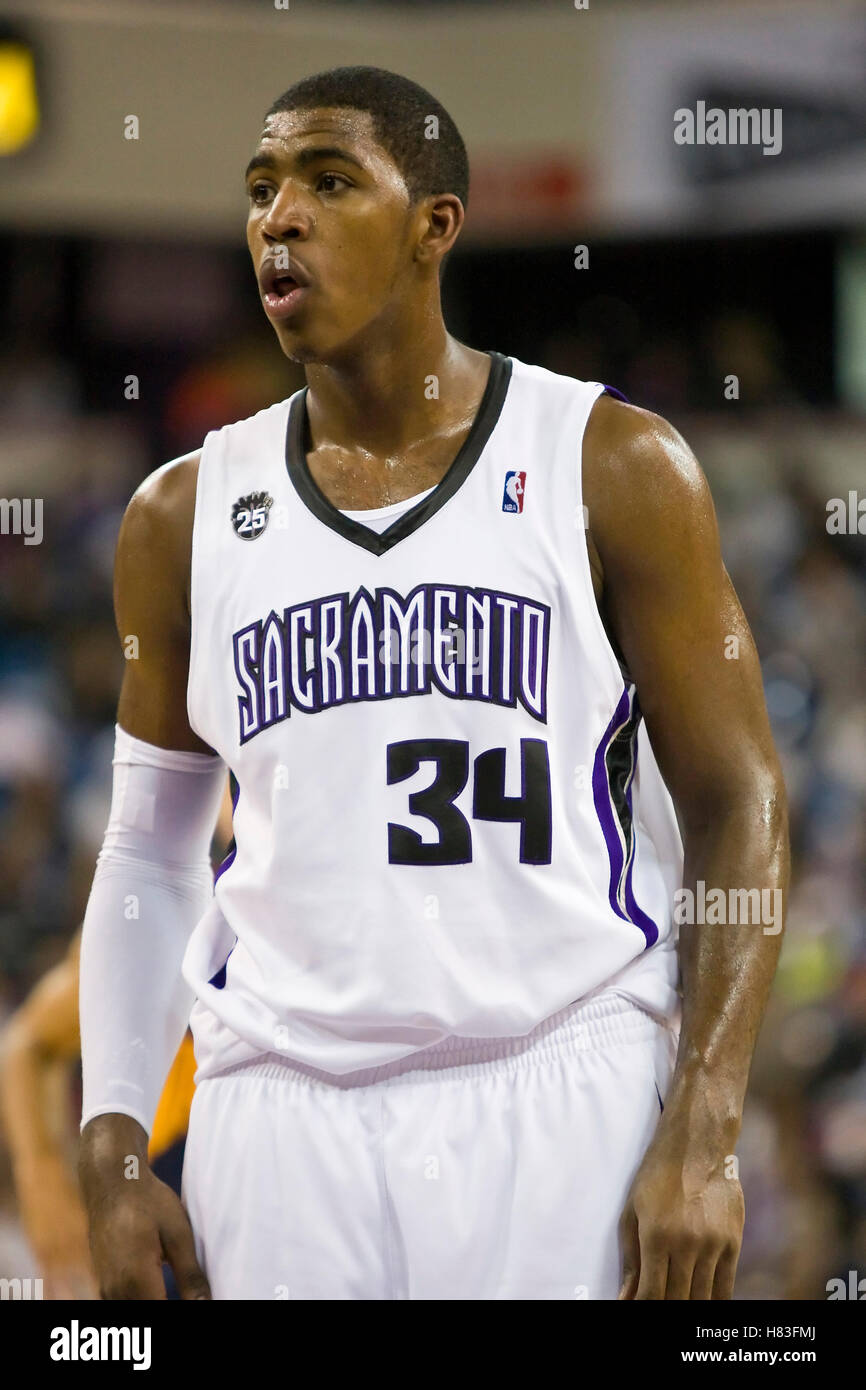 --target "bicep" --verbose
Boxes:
[114,462,215,754]
[587,405,781,823]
